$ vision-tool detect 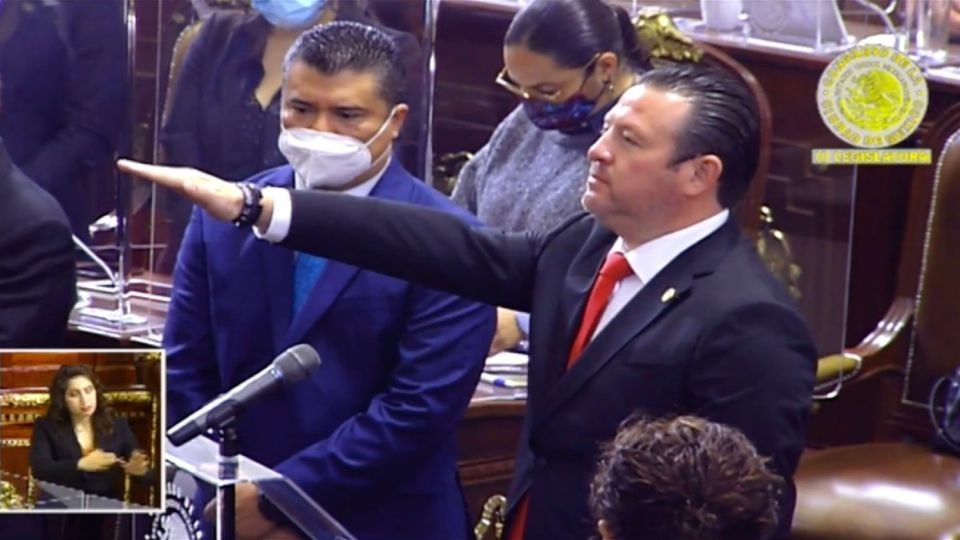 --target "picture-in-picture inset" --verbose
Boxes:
[0,350,165,514]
